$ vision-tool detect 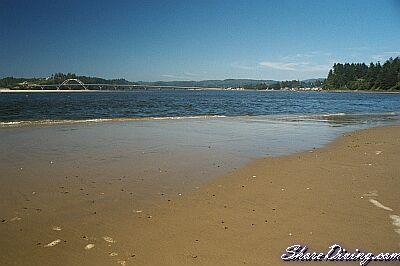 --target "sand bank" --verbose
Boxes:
[0,125,399,265]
